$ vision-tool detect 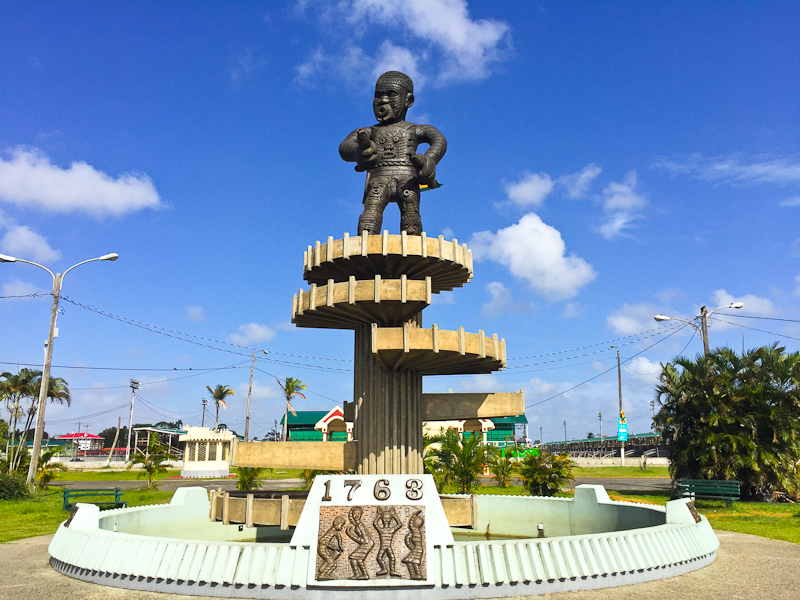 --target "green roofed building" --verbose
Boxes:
[280,407,526,446]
